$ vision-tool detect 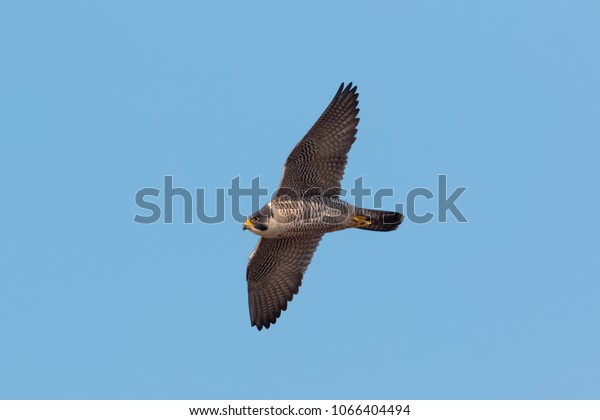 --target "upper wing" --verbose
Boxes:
[276,83,360,198]
[246,235,323,330]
